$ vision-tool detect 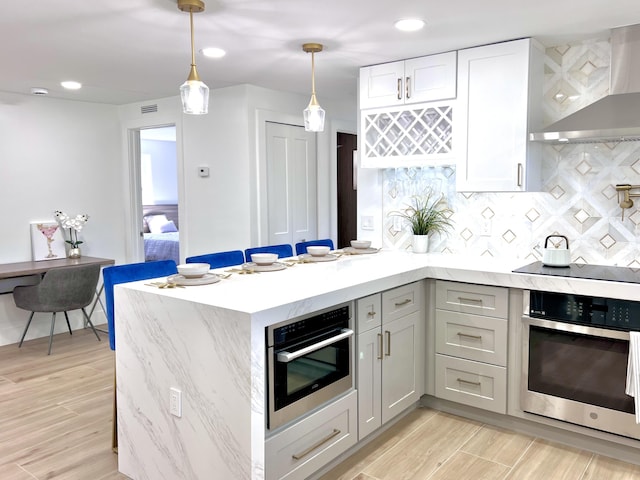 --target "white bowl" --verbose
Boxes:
[307,246,330,257]
[177,263,210,278]
[251,253,278,265]
[350,240,371,249]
